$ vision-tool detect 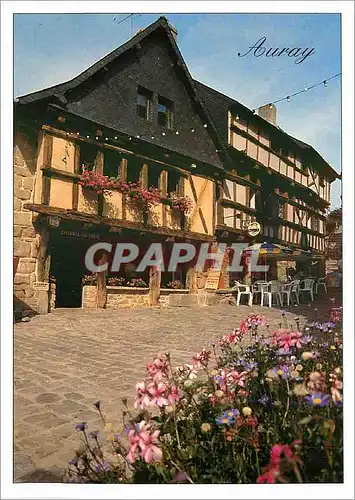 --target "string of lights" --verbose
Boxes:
[64,124,213,148]
[251,72,341,113]
[61,73,340,149]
